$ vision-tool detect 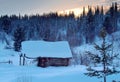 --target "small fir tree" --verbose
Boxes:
[85,28,119,82]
